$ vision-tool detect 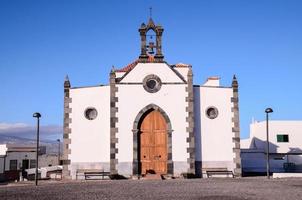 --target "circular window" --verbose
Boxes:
[143,75,162,93]
[206,107,218,119]
[146,79,157,89]
[85,107,98,120]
